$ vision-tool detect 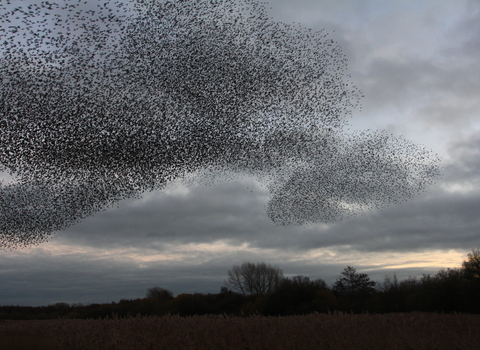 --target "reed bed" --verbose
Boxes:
[1,312,479,350]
